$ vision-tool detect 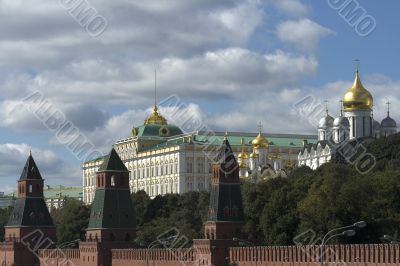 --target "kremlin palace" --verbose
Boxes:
[82,106,317,204]
[82,68,398,205]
